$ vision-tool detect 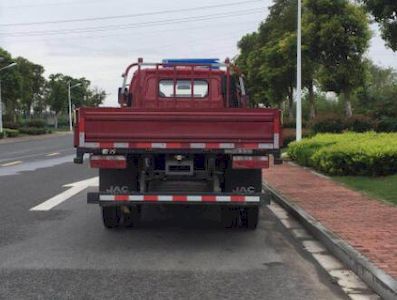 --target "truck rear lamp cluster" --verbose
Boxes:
[232,156,269,169]
[90,155,127,169]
